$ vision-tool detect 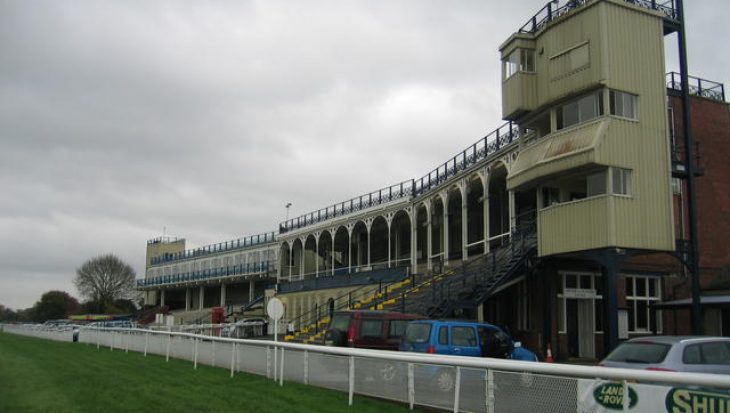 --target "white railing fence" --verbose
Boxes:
[3,324,730,413]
